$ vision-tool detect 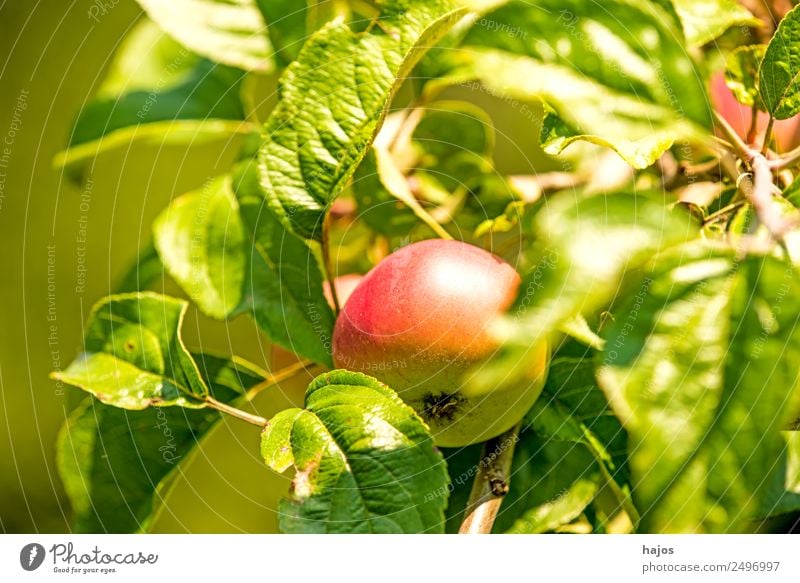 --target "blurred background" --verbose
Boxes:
[0,0,309,533]
[0,0,558,533]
